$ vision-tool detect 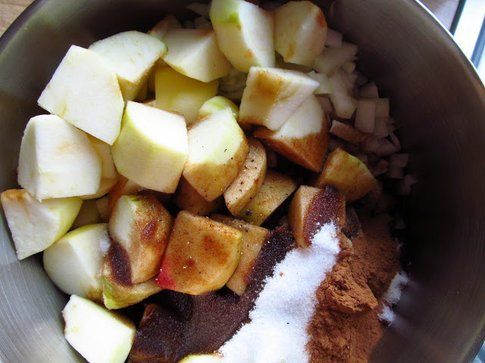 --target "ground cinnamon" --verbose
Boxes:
[308,214,401,363]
